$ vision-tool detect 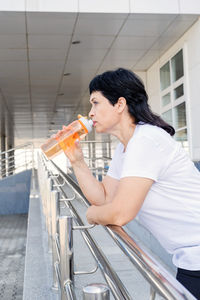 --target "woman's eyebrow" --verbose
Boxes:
[90,97,96,103]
